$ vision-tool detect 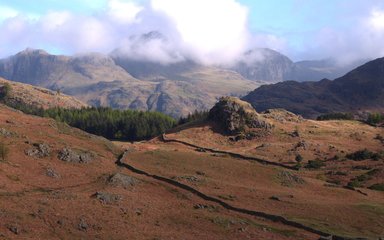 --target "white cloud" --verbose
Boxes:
[151,0,249,64]
[0,6,18,21]
[107,0,143,23]
[40,11,72,31]
[369,9,384,30]
[296,7,384,65]
[1,0,383,66]
[0,0,252,65]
